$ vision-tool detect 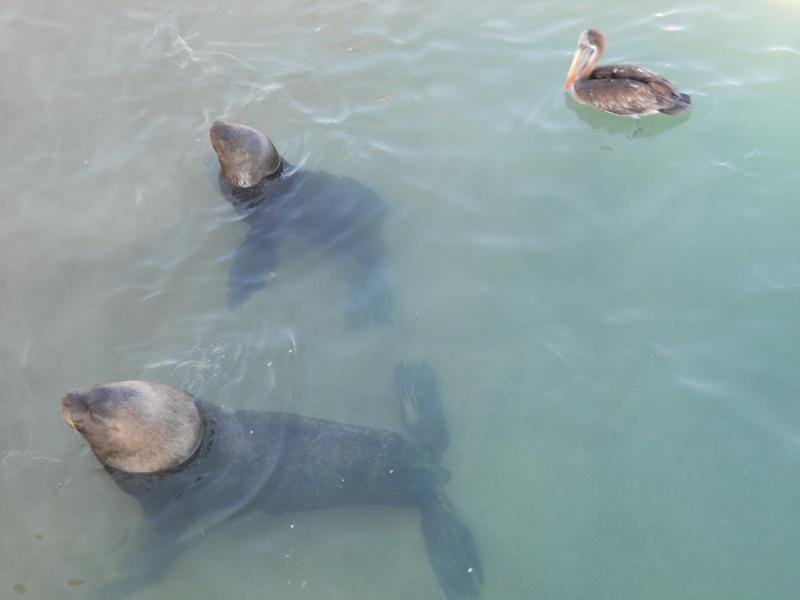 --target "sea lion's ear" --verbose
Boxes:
[209,121,281,188]
[61,381,203,474]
